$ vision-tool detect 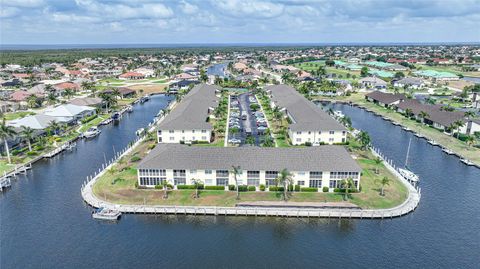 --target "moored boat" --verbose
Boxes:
[92,207,121,220]
[398,168,420,182]
[111,112,121,121]
[442,148,454,155]
[83,126,101,138]
[460,159,474,166]
[428,139,439,146]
